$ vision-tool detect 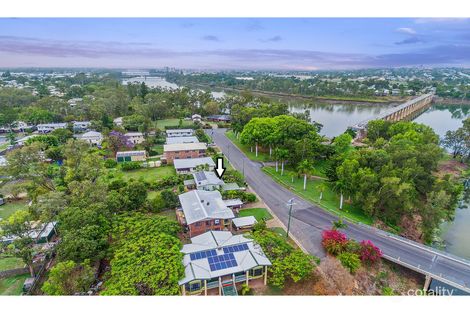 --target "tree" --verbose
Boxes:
[160,189,179,209]
[107,131,133,155]
[297,160,314,191]
[31,191,67,233]
[4,142,55,192]
[0,210,36,276]
[6,131,16,145]
[51,128,73,144]
[203,101,220,115]
[41,260,95,295]
[273,148,289,175]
